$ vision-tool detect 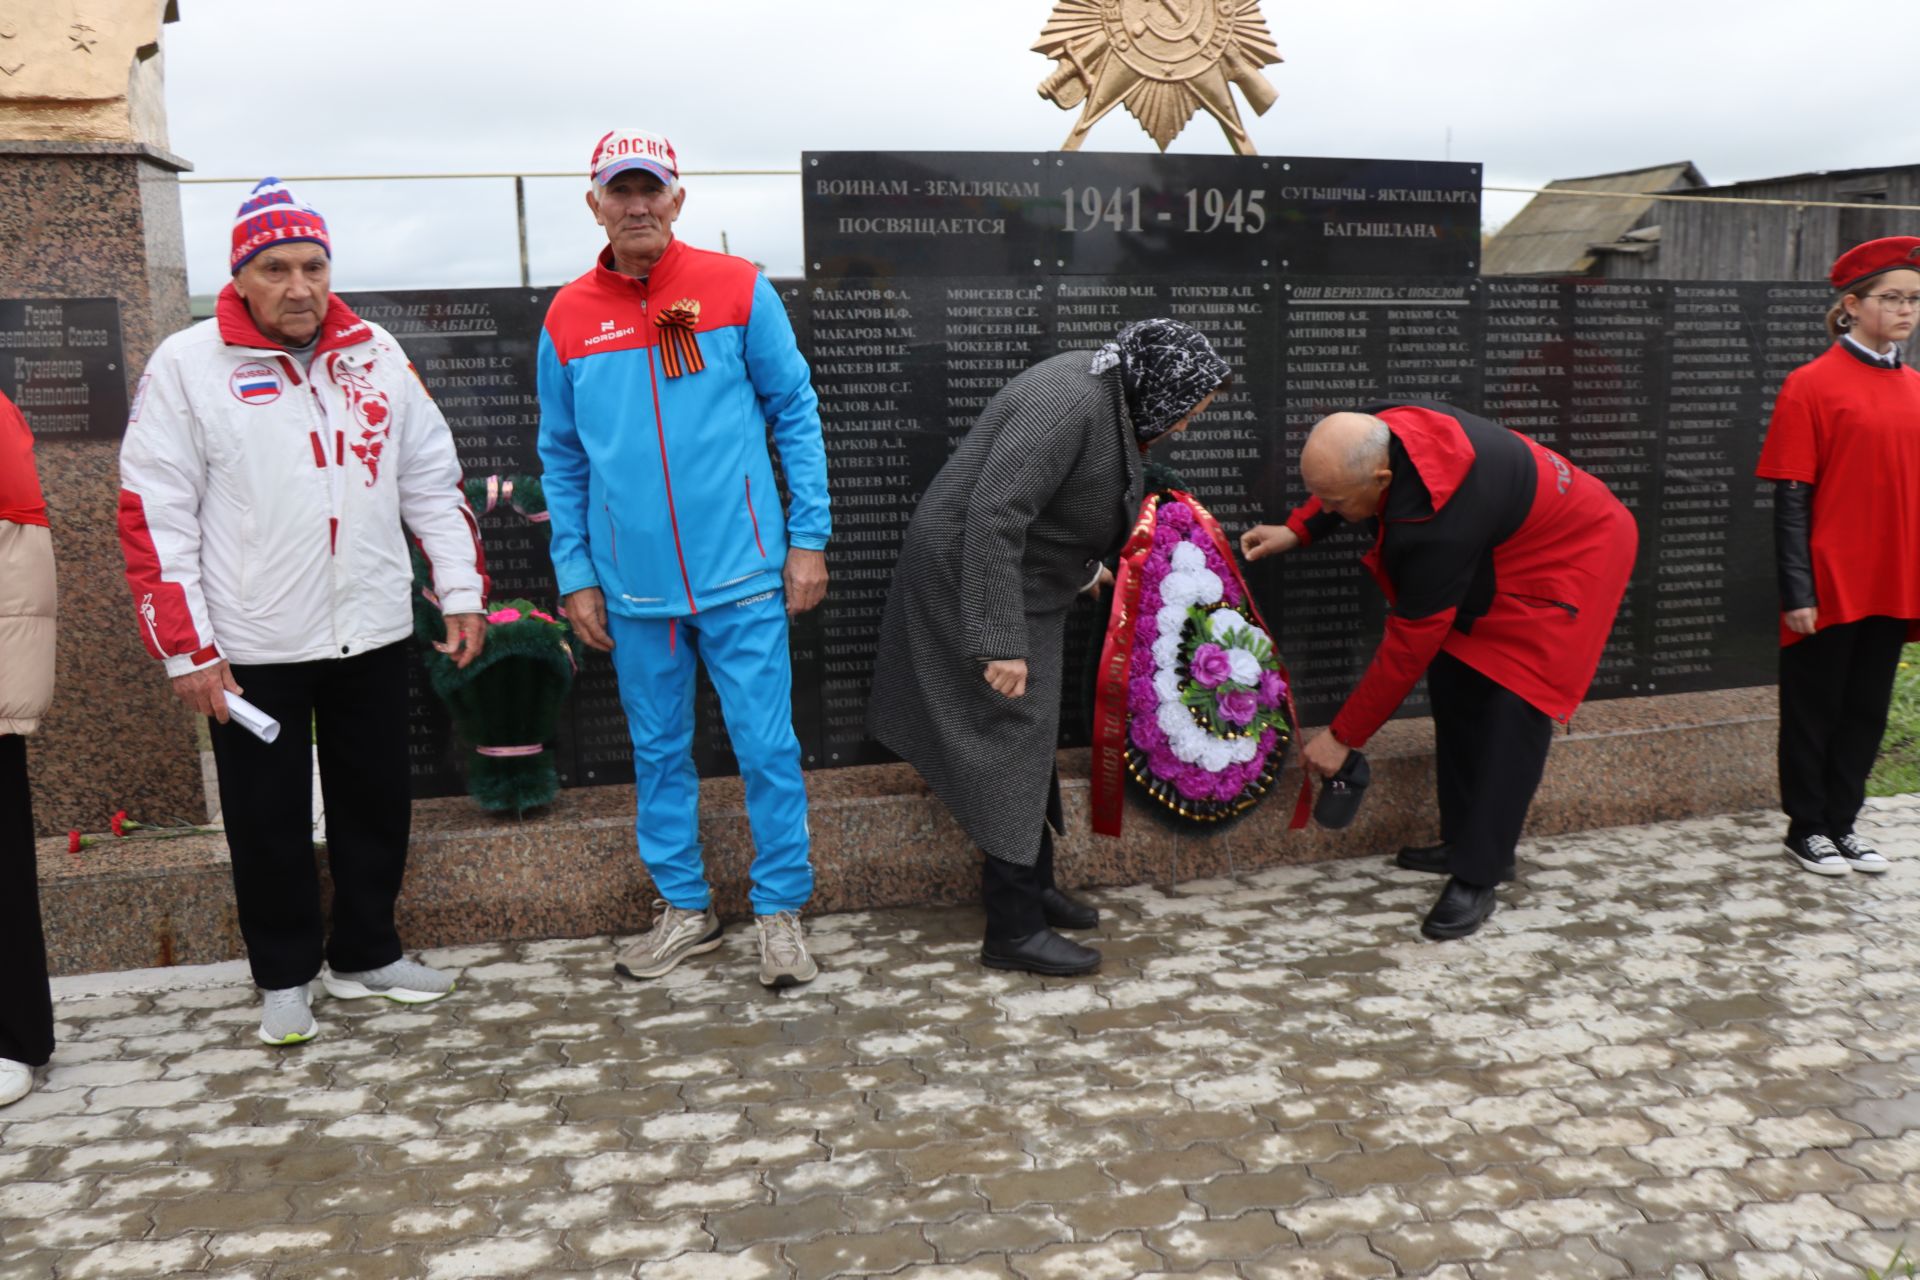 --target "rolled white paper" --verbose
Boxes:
[224,692,281,744]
